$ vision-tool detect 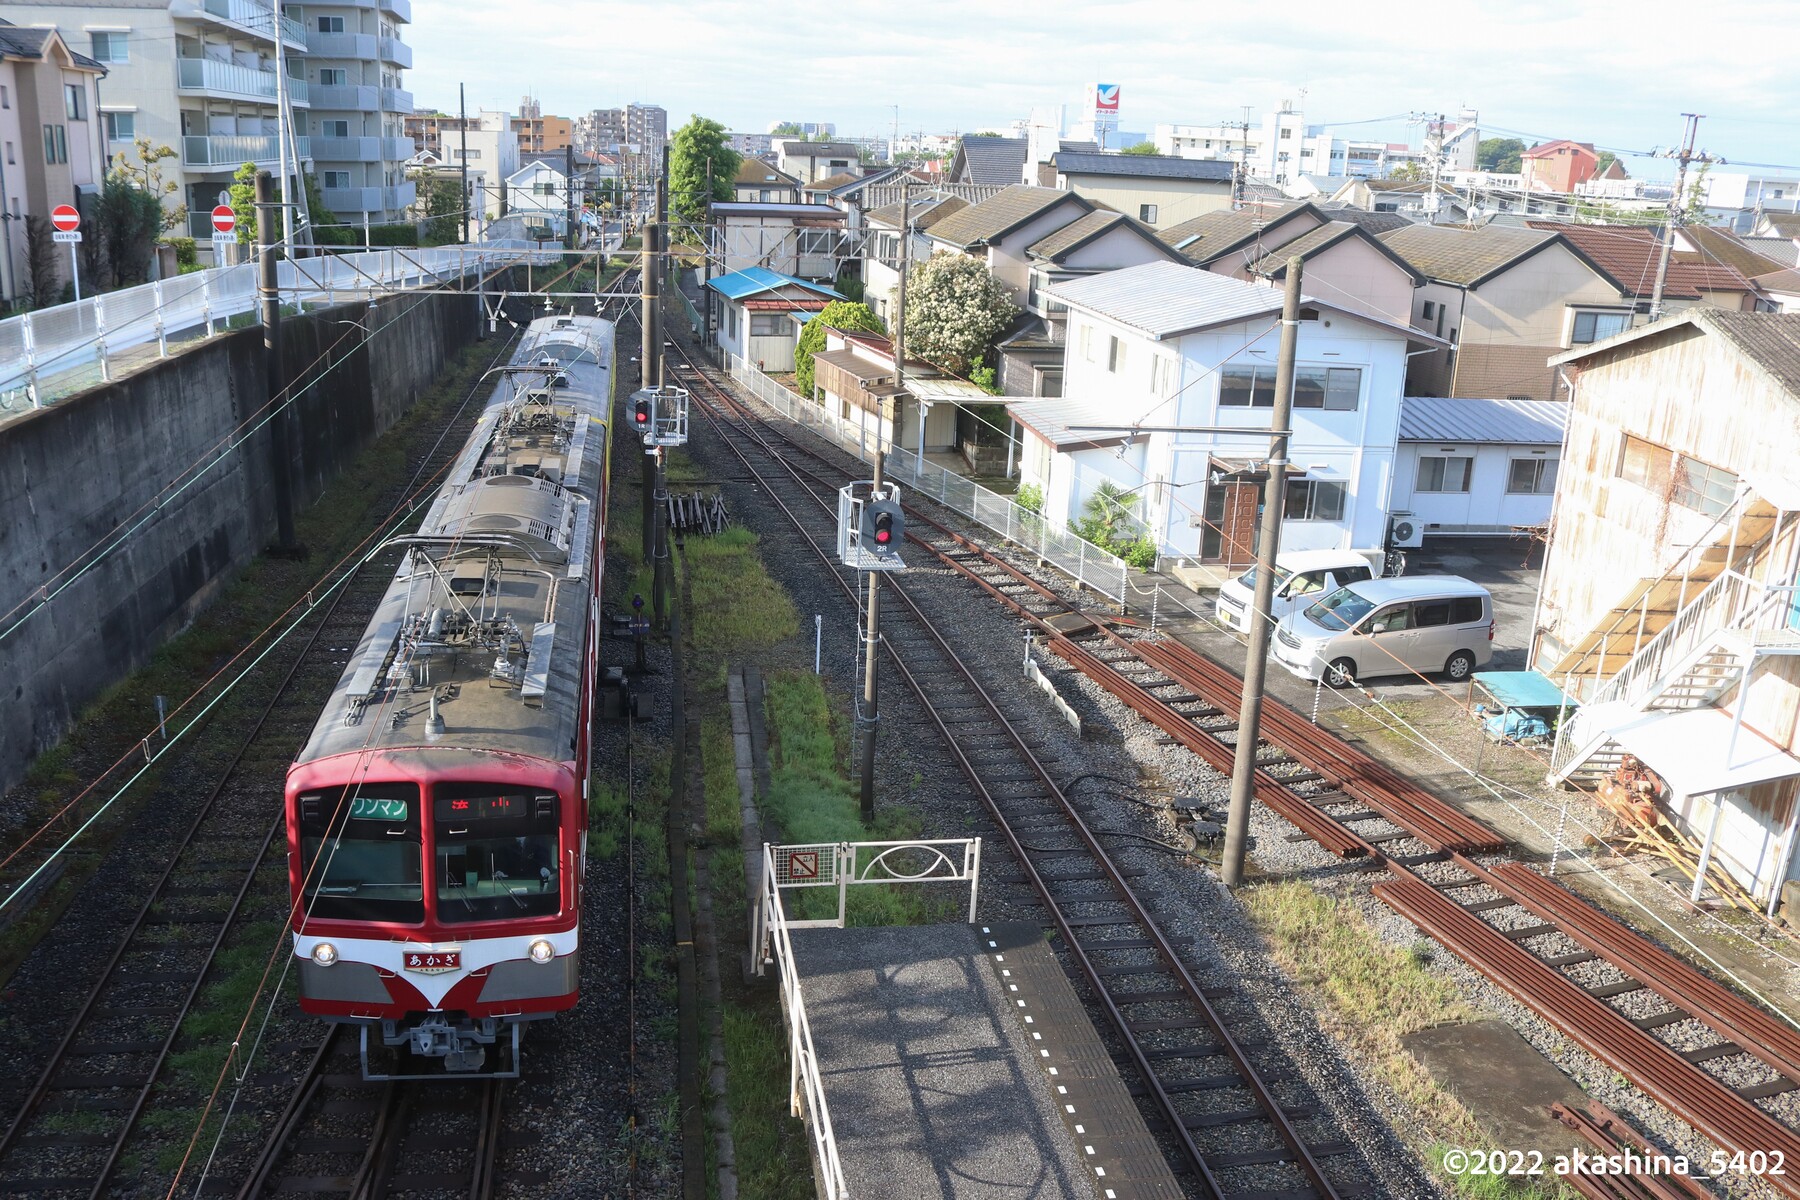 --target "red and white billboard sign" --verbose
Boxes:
[210,204,237,235]
[50,204,80,232]
[1094,84,1121,113]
